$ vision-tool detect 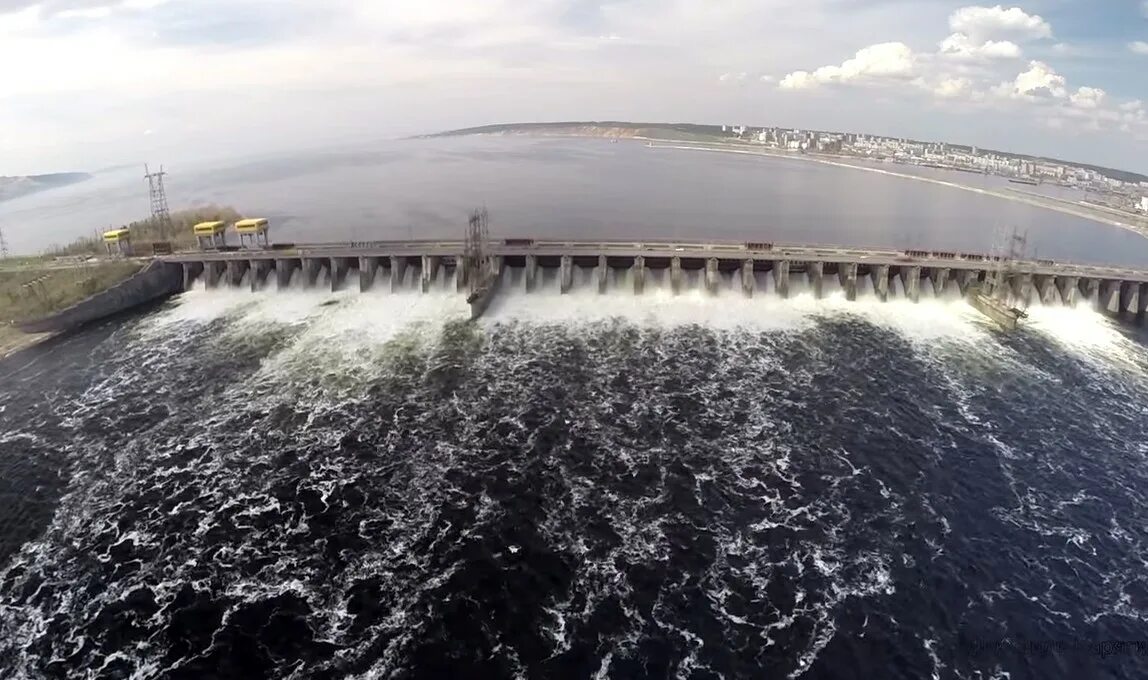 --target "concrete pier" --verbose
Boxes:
[705,258,719,295]
[902,266,921,303]
[390,256,407,292]
[250,260,272,292]
[956,269,977,296]
[303,258,323,287]
[456,255,470,293]
[421,255,440,293]
[227,260,248,287]
[560,255,573,294]
[1119,281,1137,319]
[525,255,538,293]
[839,263,857,301]
[671,257,682,295]
[774,261,790,299]
[330,257,349,292]
[872,265,889,302]
[182,262,203,291]
[1057,276,1079,307]
[809,261,824,300]
[742,260,754,297]
[1009,273,1034,307]
[1079,278,1100,309]
[633,256,645,295]
[598,255,609,294]
[359,256,378,292]
[277,259,298,290]
[1097,280,1118,312]
[1139,283,1148,325]
[1034,275,1058,305]
[930,267,949,296]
